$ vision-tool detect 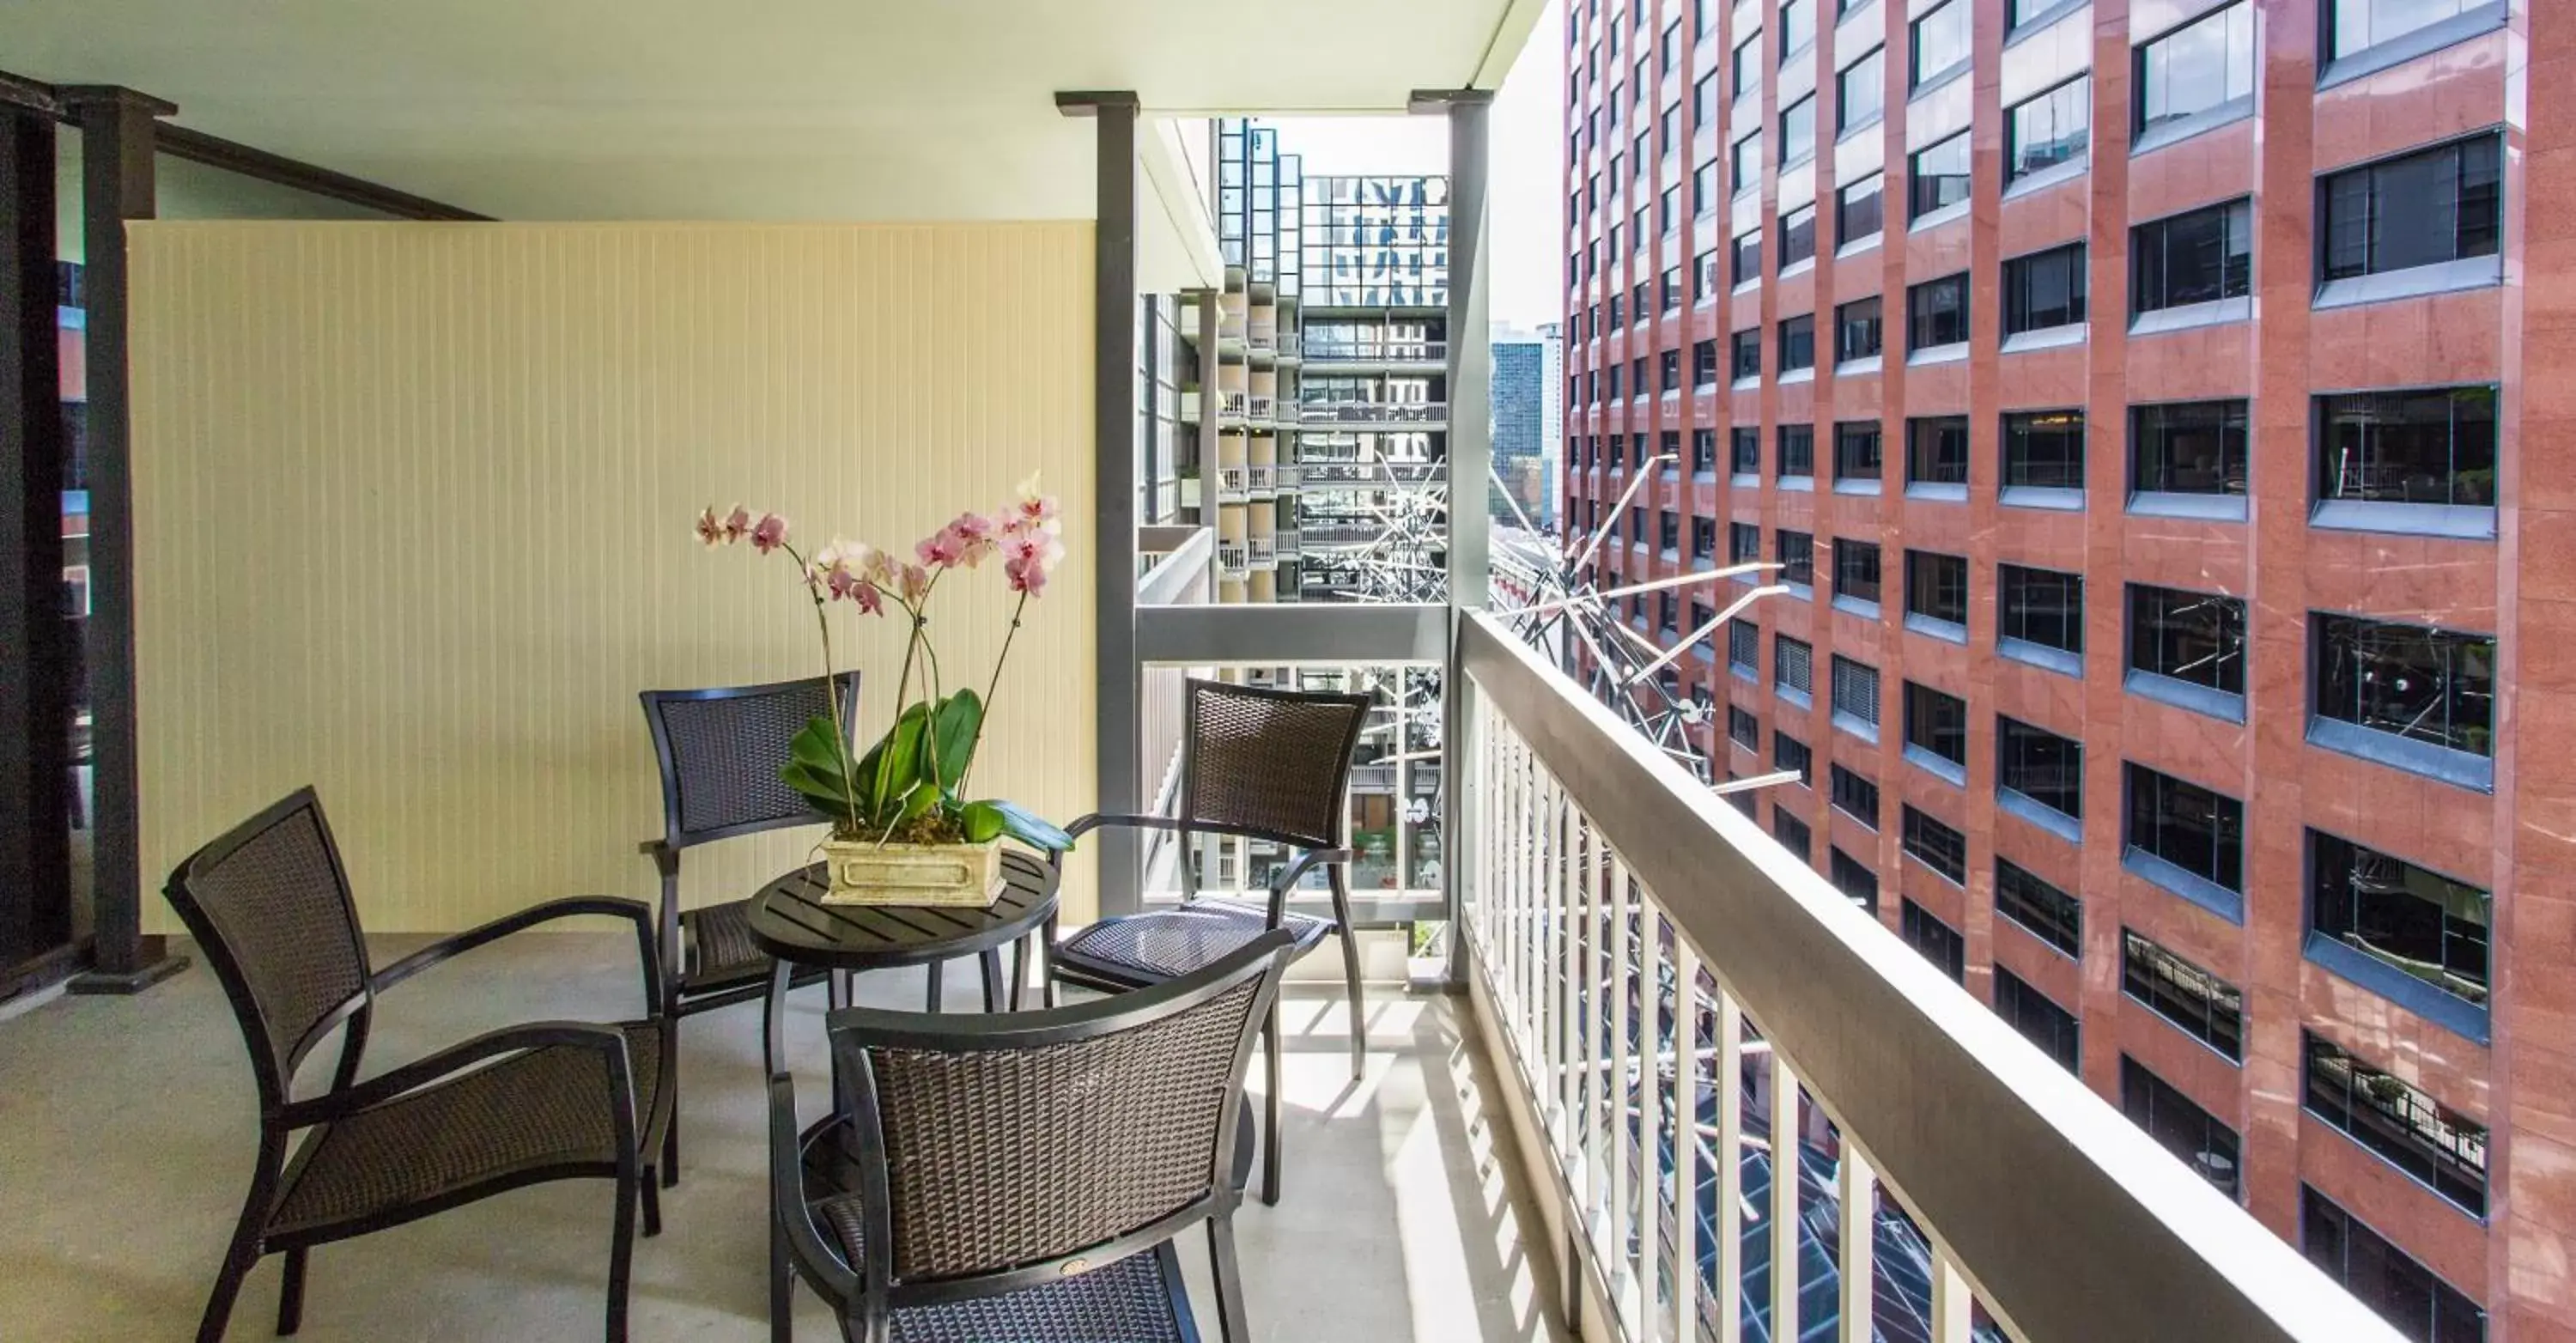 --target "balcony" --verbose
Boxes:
[1216,463,1249,502]
[1246,462,1275,495]
[1300,459,1446,488]
[1273,461,1303,491]
[1218,389,1249,423]
[1248,392,1276,425]
[1302,338,1448,370]
[1215,539,1251,579]
[1247,533,1276,568]
[1298,397,1449,428]
[1275,526,1303,559]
